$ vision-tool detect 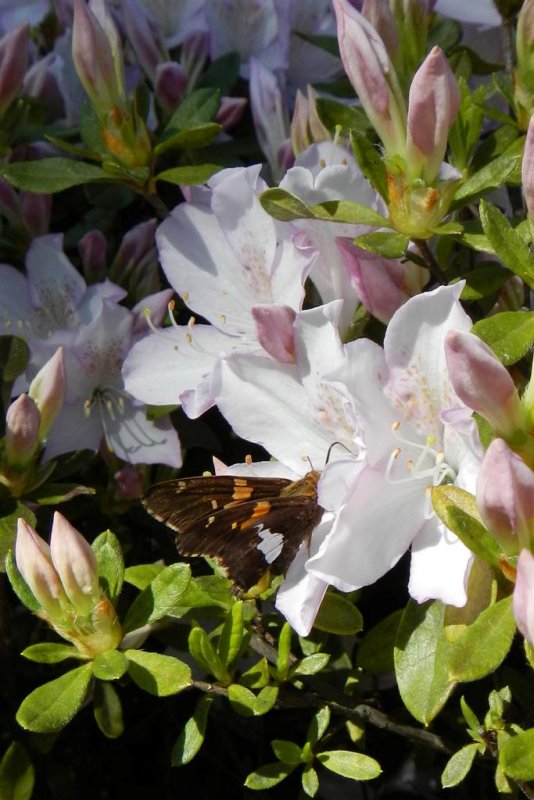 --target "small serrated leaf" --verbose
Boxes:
[317,750,381,780]
[125,650,191,697]
[441,743,480,788]
[16,664,93,732]
[171,695,213,766]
